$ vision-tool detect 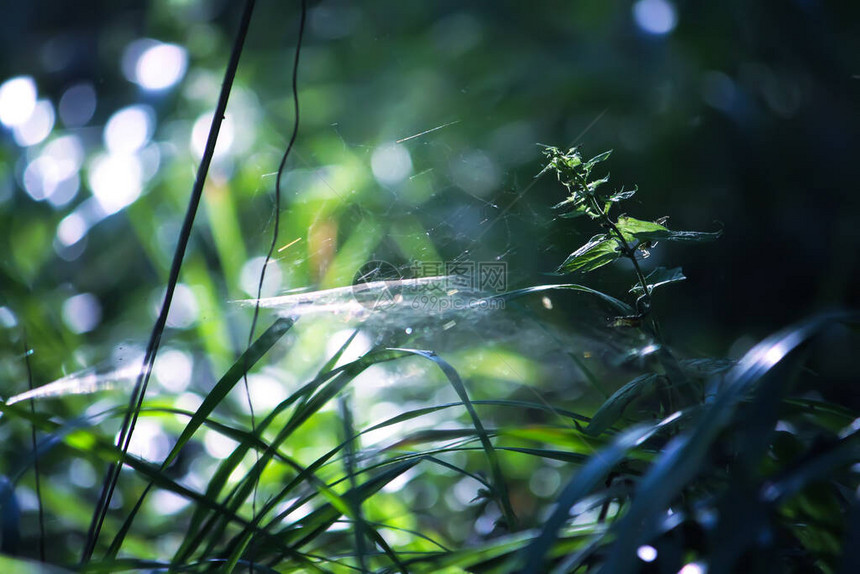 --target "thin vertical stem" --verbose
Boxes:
[81,0,258,563]
[23,332,45,562]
